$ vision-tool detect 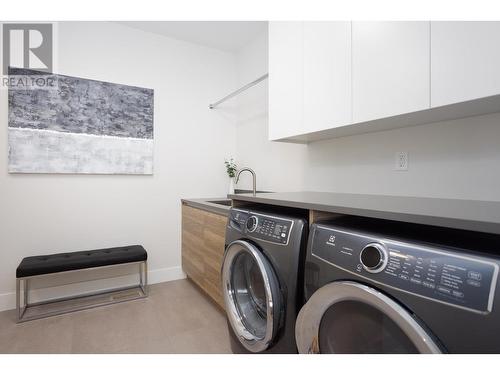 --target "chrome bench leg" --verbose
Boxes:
[139,262,143,285]
[140,261,148,296]
[16,279,20,322]
[24,279,29,307]
[16,278,28,322]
